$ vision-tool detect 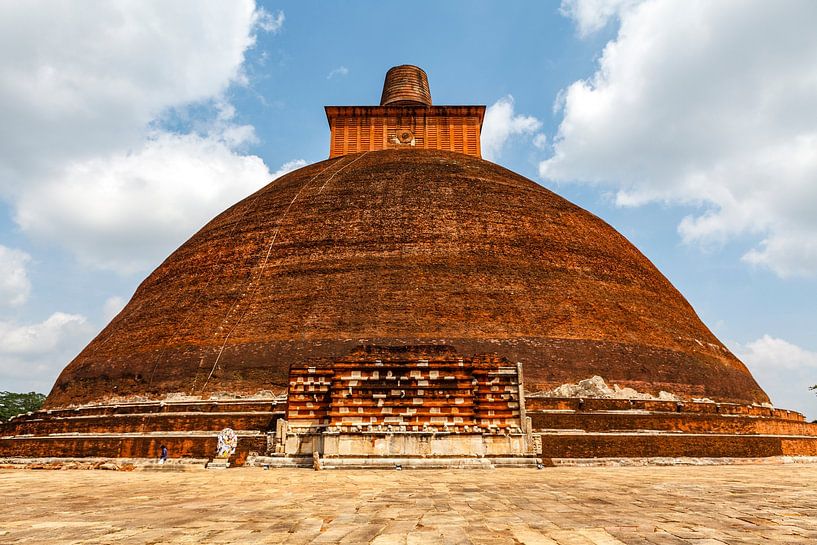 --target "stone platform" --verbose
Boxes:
[2,463,817,544]
[0,398,281,465]
[3,393,817,465]
[526,396,817,459]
